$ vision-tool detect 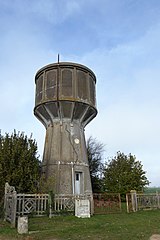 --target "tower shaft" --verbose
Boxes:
[42,121,91,194]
